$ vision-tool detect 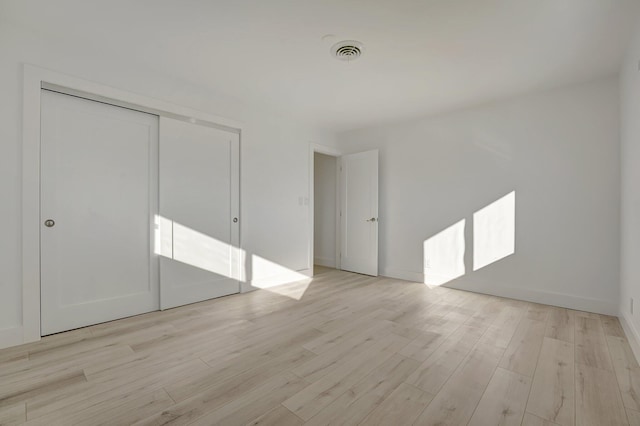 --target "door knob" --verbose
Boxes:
[366,217,377,222]
[44,219,55,227]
